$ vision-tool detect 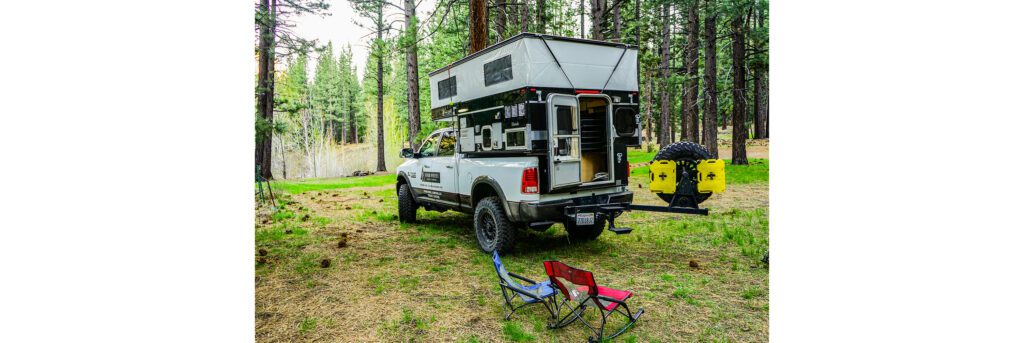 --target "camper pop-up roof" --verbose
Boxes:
[427,33,641,171]
[428,33,639,119]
